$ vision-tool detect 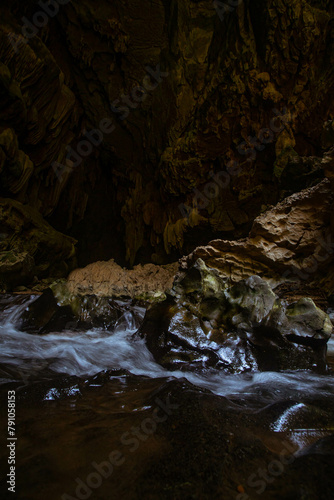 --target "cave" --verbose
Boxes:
[0,1,334,499]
